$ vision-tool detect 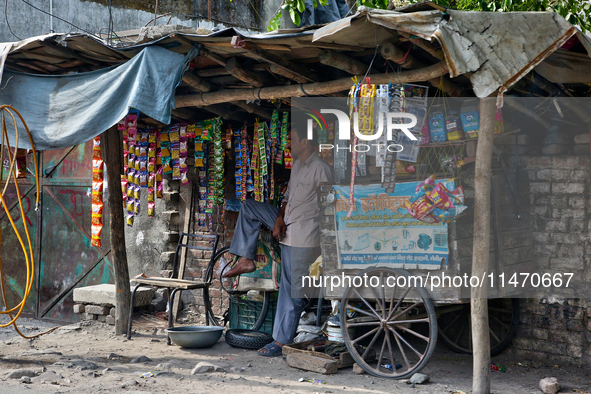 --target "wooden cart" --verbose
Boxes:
[316,170,529,378]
